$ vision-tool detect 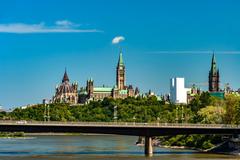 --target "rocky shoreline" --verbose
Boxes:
[136,136,240,155]
[205,139,240,155]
